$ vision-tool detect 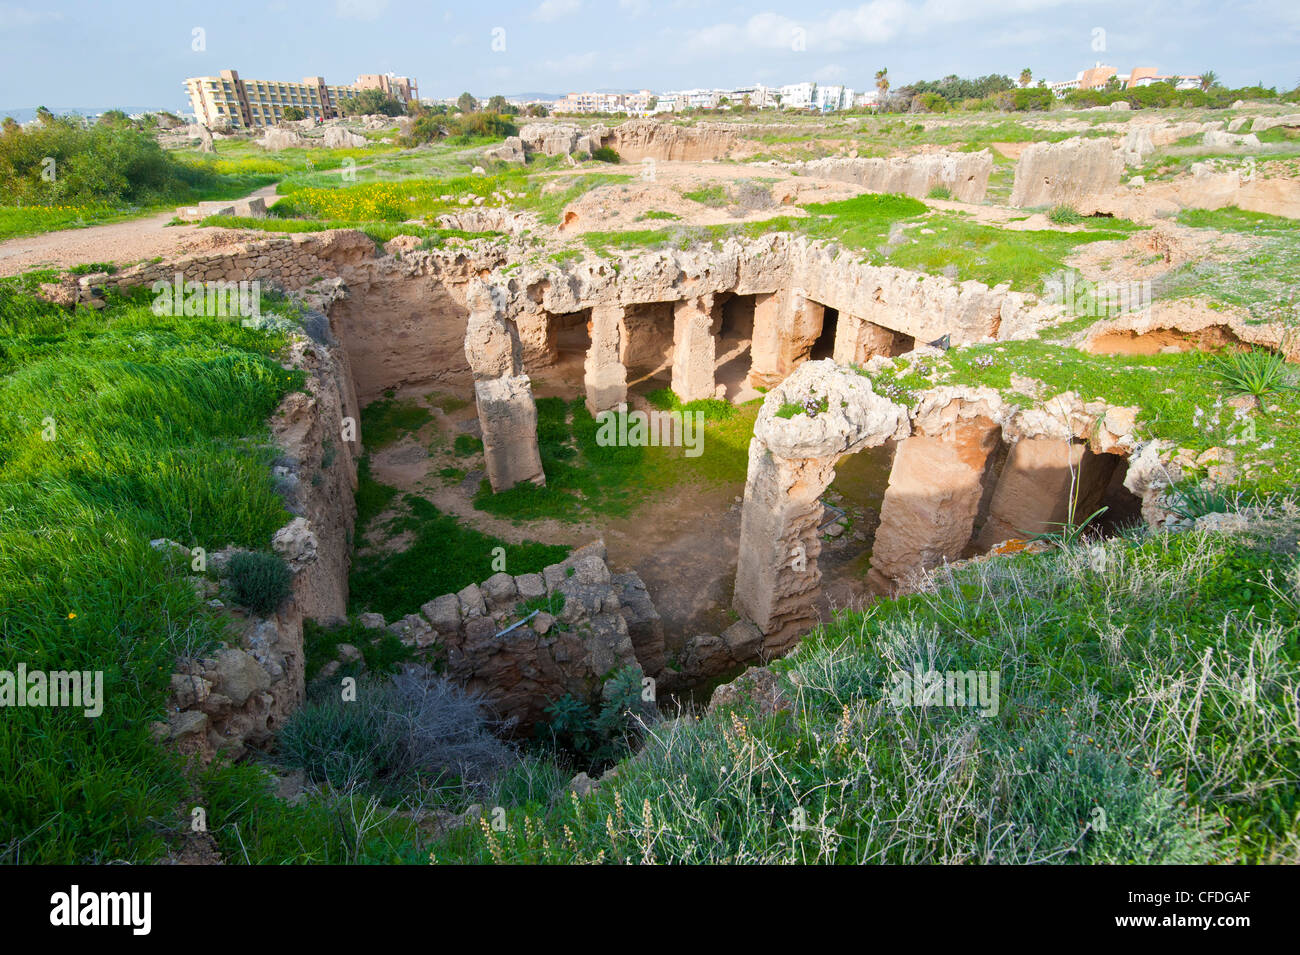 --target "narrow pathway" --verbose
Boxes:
[0,184,280,277]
